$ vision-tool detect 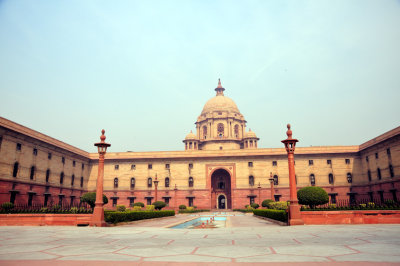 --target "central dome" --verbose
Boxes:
[201,79,241,115]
